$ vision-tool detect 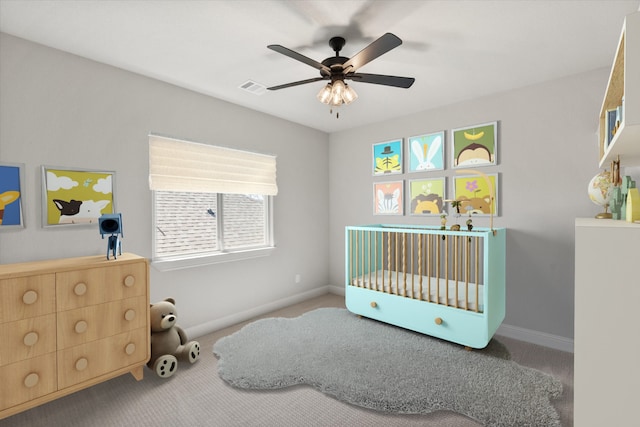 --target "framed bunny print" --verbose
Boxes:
[408,131,444,172]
